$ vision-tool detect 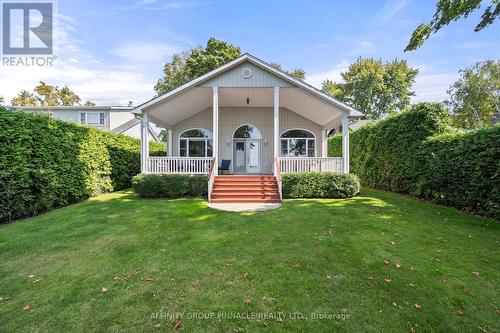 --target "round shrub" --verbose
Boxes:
[282,173,360,199]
